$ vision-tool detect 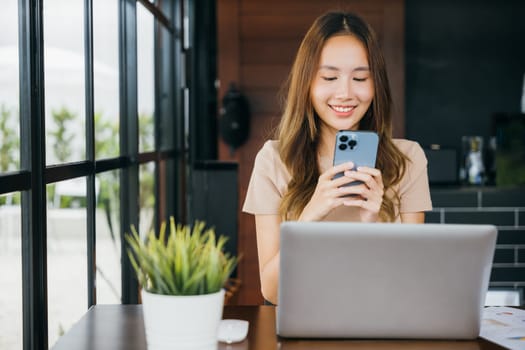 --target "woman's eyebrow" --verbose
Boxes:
[318,65,370,72]
[319,65,340,71]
